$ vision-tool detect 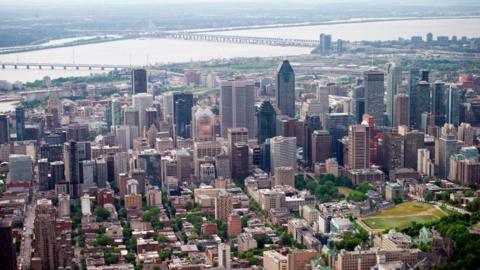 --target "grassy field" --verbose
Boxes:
[362,201,446,231]
[338,187,355,196]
